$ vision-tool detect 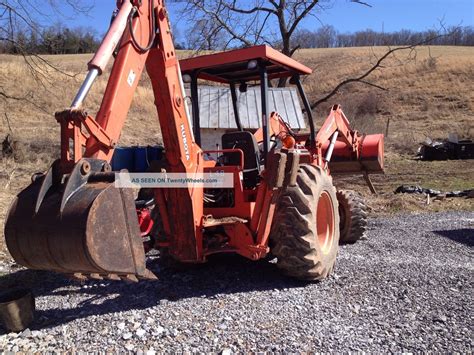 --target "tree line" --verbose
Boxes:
[2,23,472,56]
[292,26,474,49]
[0,25,100,55]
